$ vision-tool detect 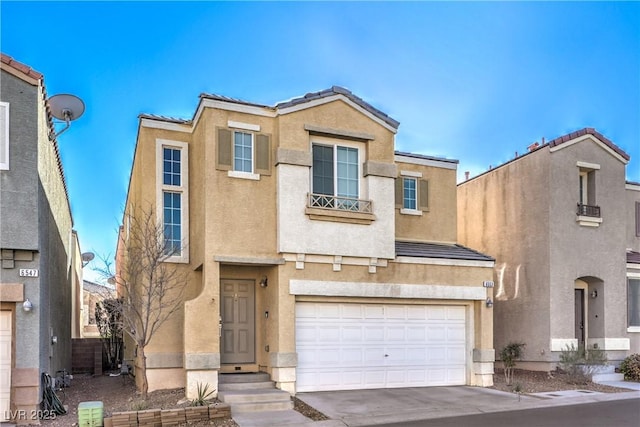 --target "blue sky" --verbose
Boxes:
[2,1,639,281]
